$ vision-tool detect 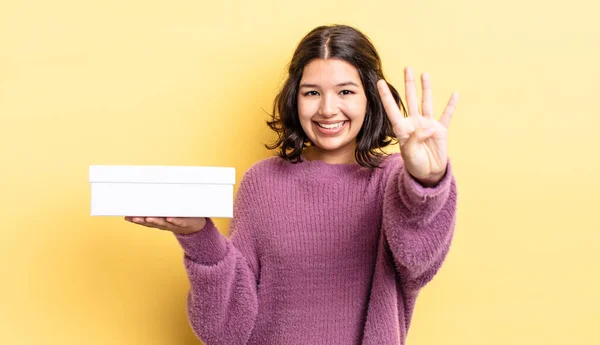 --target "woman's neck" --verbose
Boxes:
[303,144,357,165]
